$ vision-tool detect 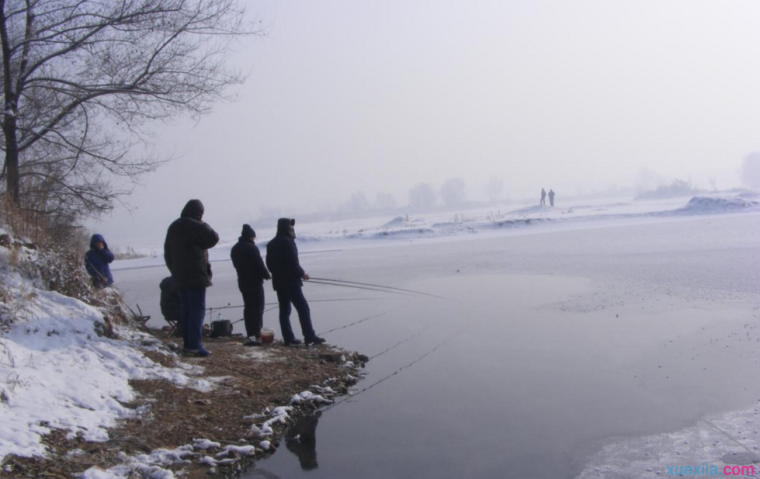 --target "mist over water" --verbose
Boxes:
[91,0,760,246]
